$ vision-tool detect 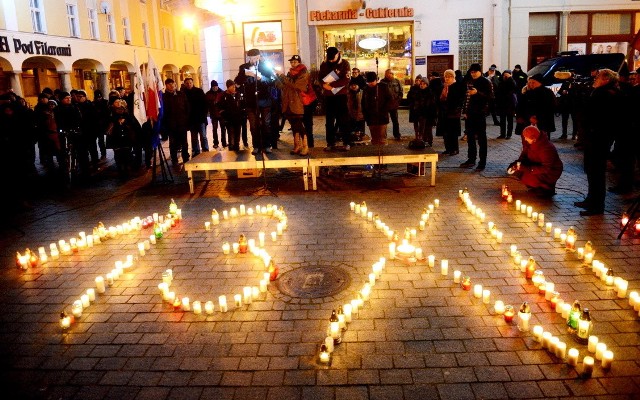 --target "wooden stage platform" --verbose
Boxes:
[184,144,438,194]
